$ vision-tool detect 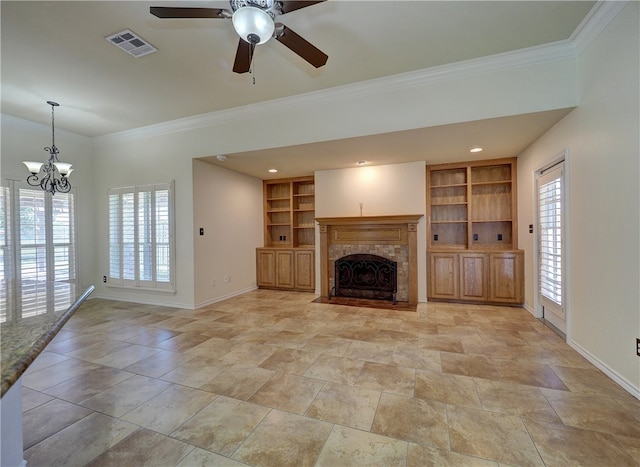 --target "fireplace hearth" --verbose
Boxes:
[331,254,397,304]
